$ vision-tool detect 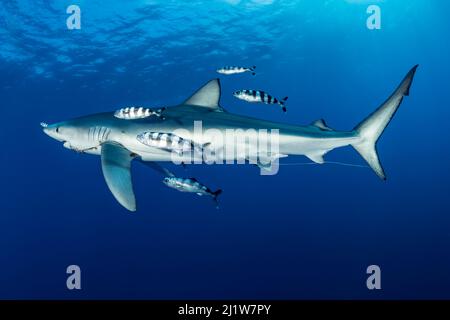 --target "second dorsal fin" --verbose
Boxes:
[311,119,333,131]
